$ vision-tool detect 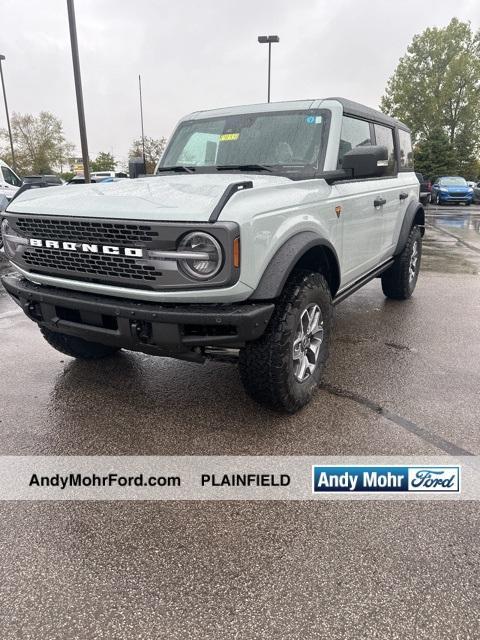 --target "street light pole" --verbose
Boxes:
[257,35,280,103]
[267,41,271,103]
[66,0,90,183]
[138,74,146,168]
[0,55,16,171]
